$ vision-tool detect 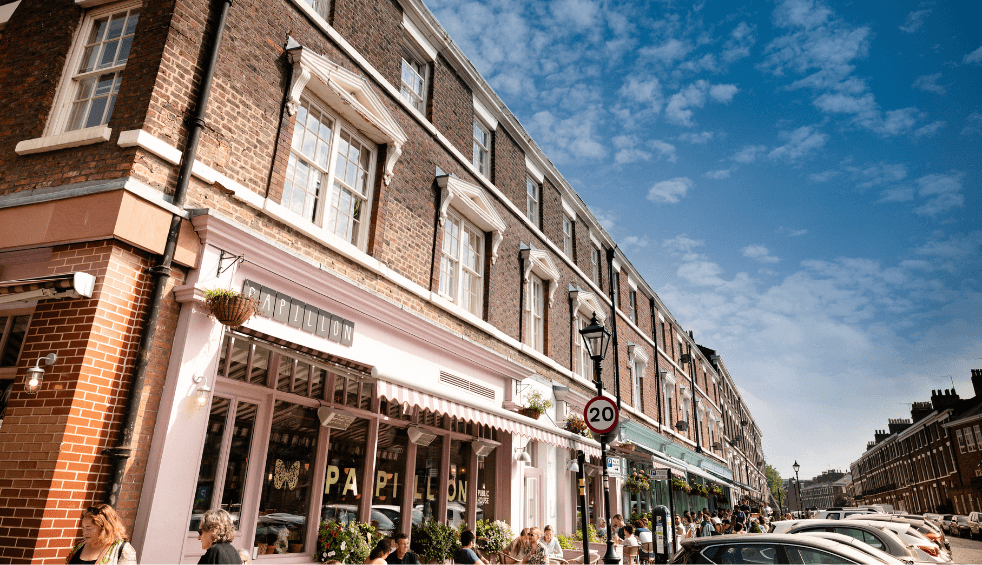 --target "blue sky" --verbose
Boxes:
[424,0,982,481]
